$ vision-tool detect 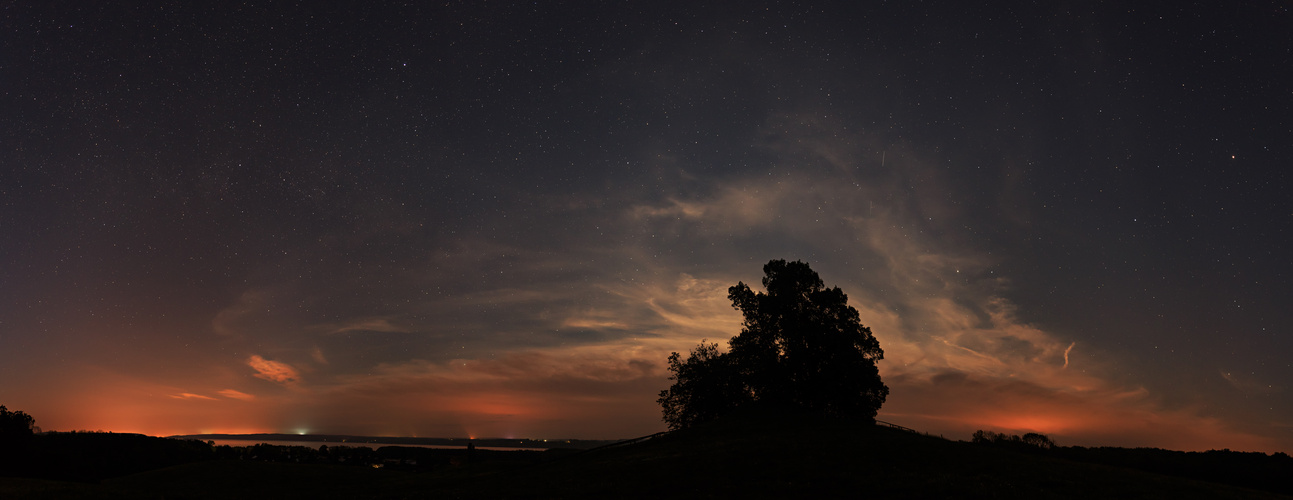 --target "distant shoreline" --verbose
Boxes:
[203,438,544,452]
[168,433,621,450]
